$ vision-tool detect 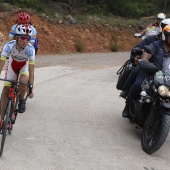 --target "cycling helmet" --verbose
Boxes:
[15,24,32,38]
[17,12,30,24]
[159,18,170,33]
[157,13,166,20]
[162,24,170,44]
